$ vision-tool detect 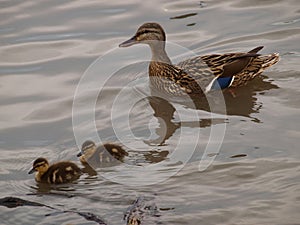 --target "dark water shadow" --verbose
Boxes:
[223,75,279,121]
[143,75,278,146]
[28,182,79,197]
[0,196,108,224]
